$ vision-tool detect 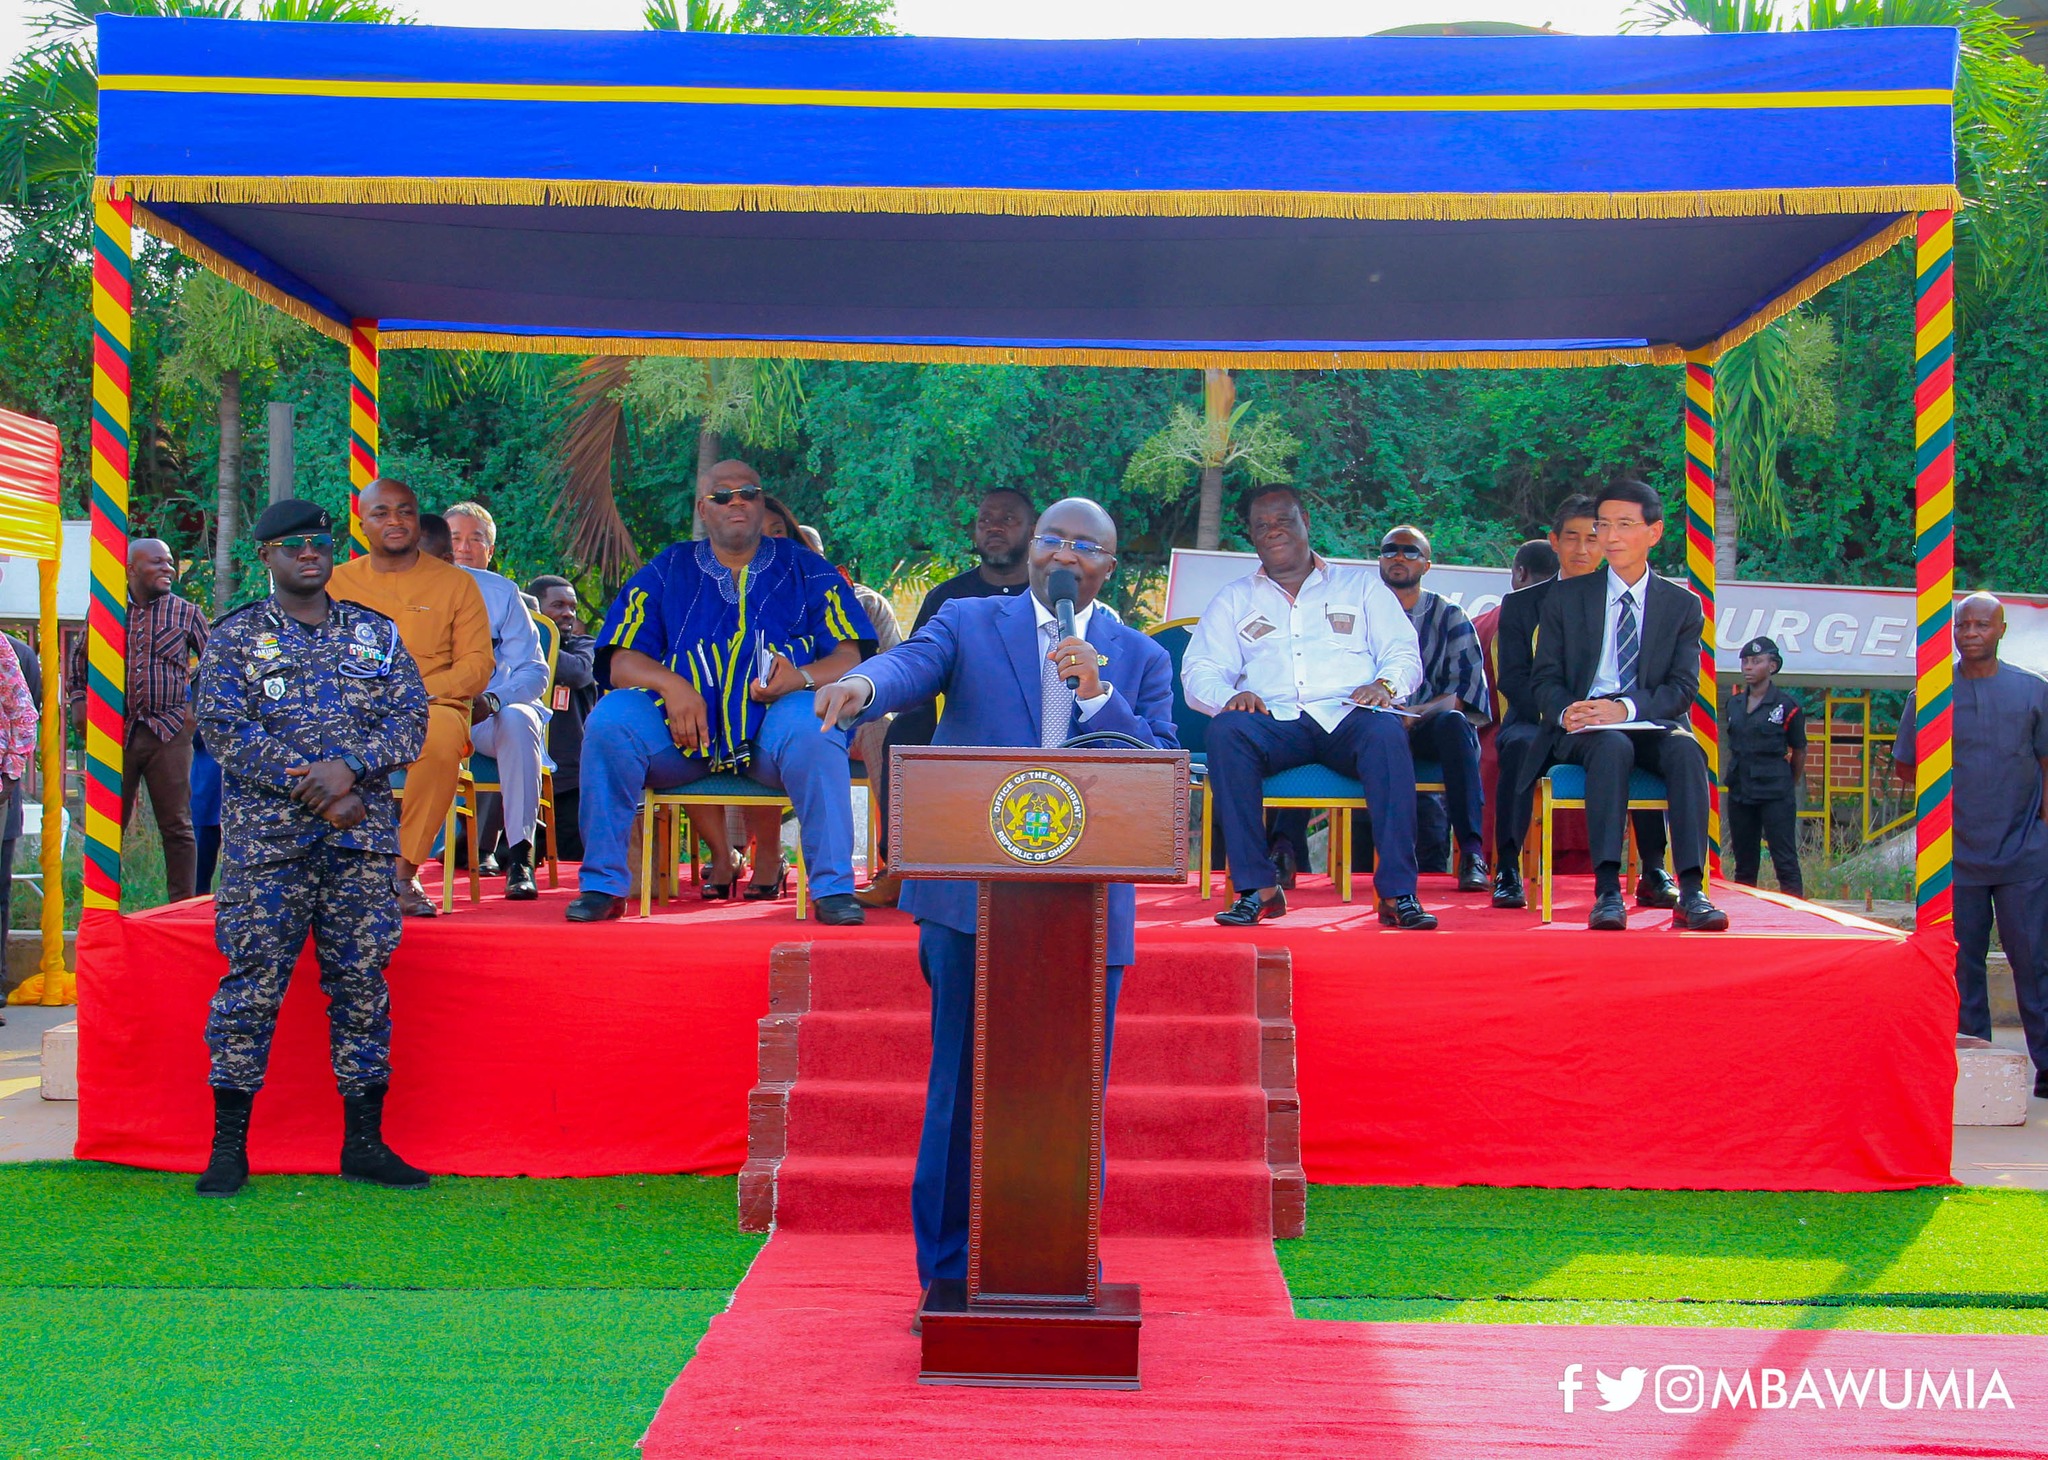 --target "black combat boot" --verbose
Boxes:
[196,1087,255,1198]
[503,839,539,901]
[339,1085,431,1190]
